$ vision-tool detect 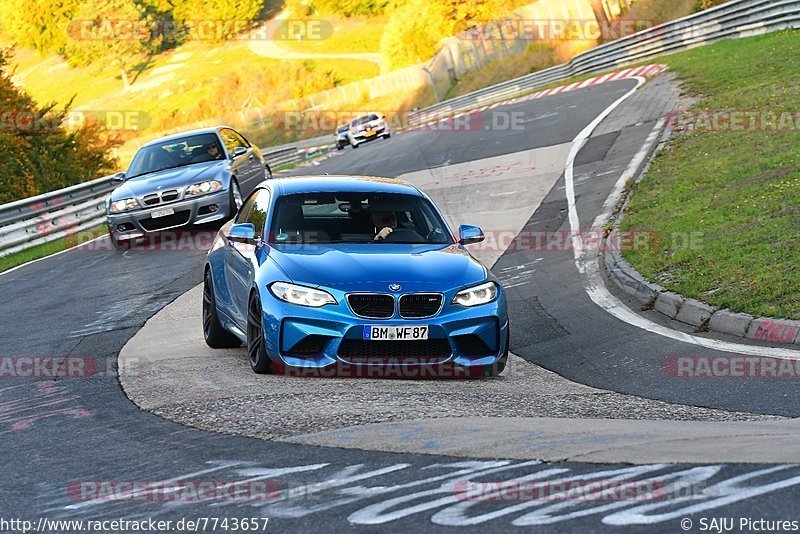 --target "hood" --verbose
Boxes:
[267,243,487,293]
[112,161,226,200]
